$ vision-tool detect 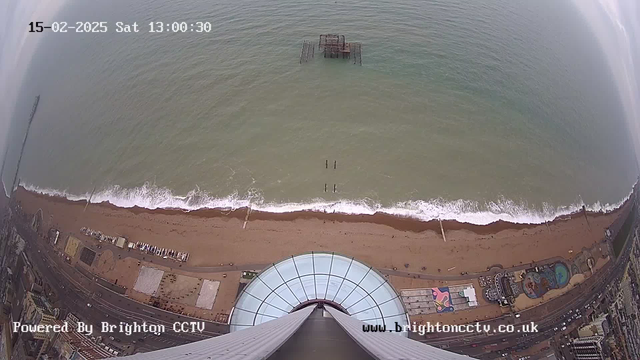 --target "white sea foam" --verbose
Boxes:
[19,182,633,225]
